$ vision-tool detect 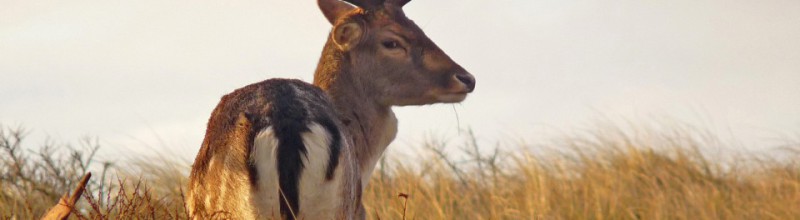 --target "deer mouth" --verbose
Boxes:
[437,92,468,103]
